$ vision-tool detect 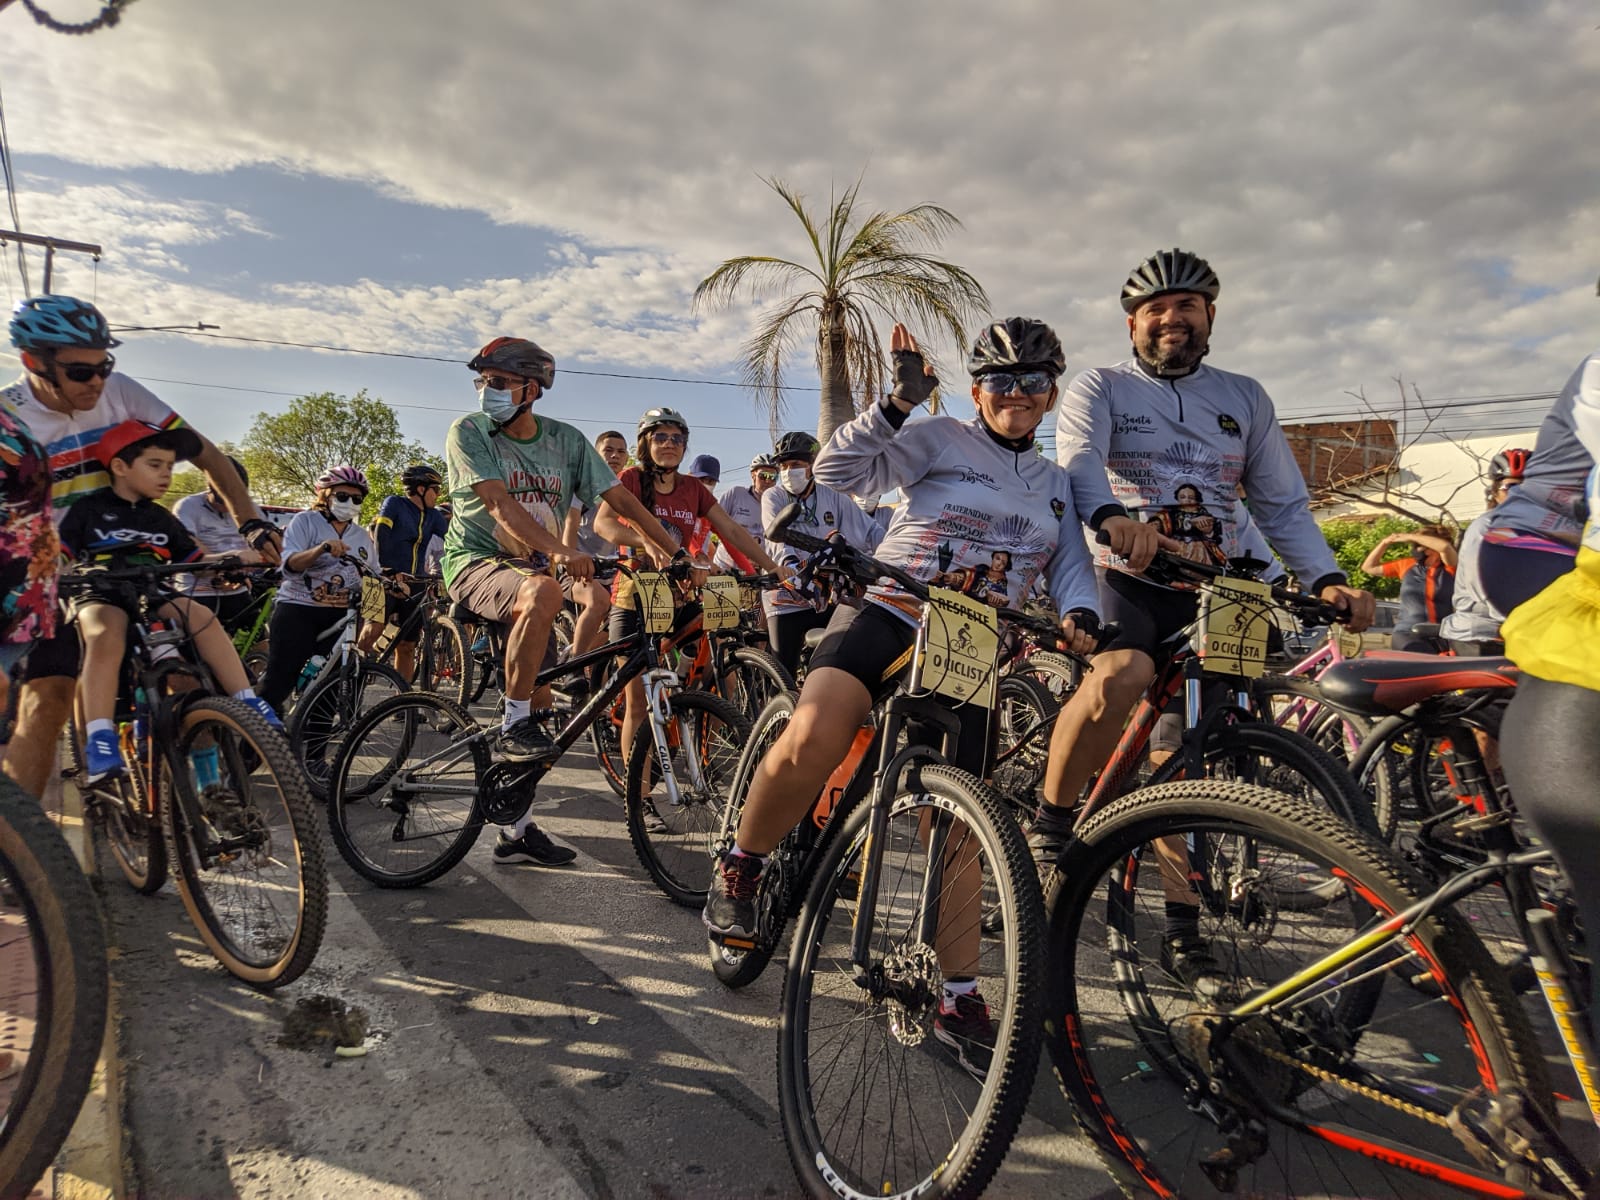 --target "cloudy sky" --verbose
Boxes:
[2,0,1596,487]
